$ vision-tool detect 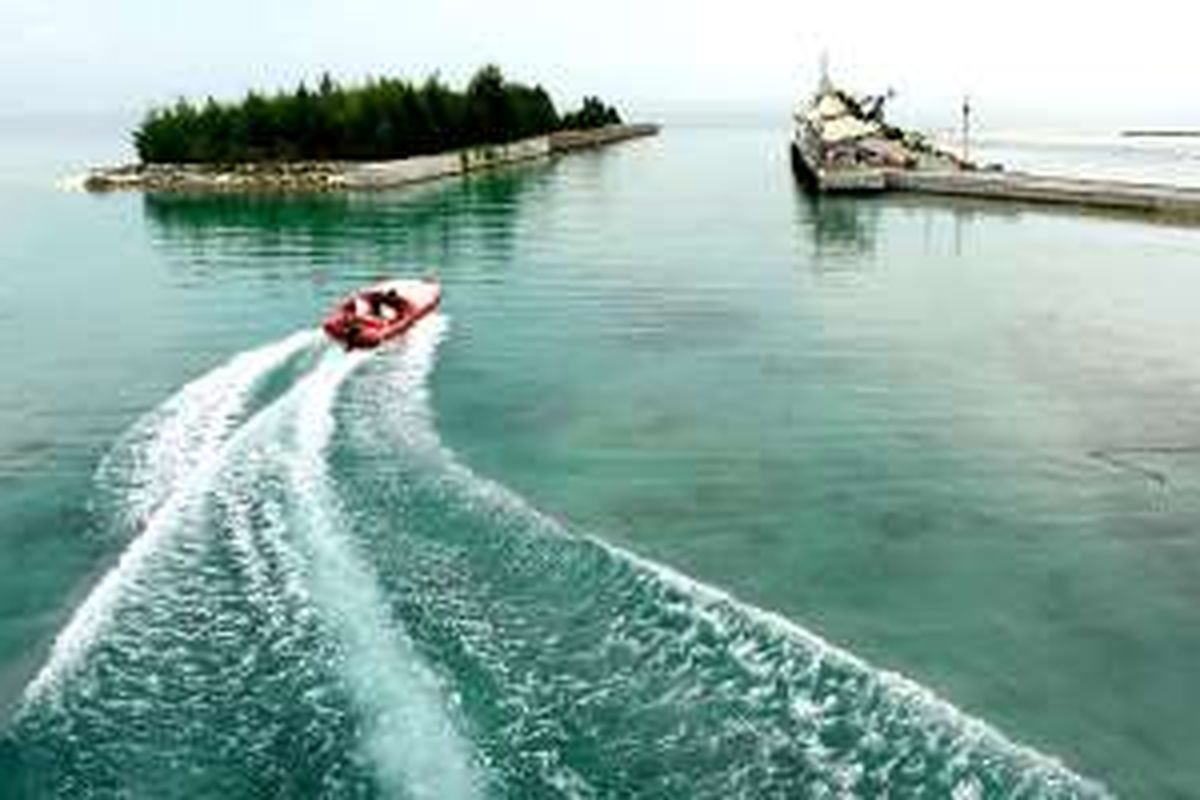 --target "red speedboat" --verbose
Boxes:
[322,278,441,349]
